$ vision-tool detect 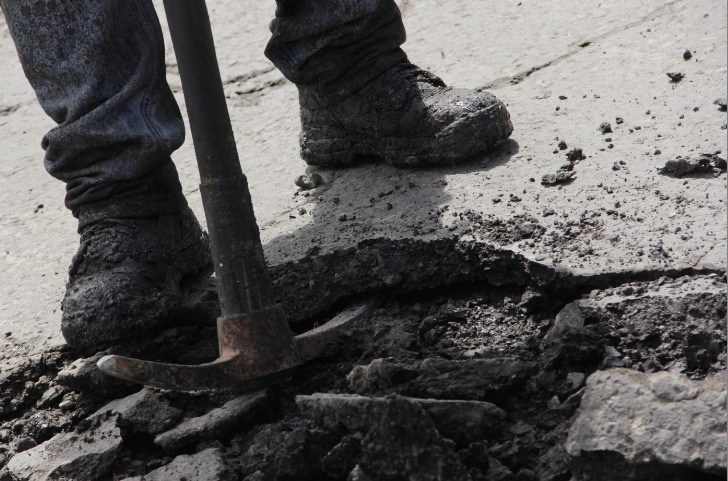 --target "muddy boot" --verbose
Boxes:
[266,0,513,167]
[298,64,513,166]
[61,207,213,351]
